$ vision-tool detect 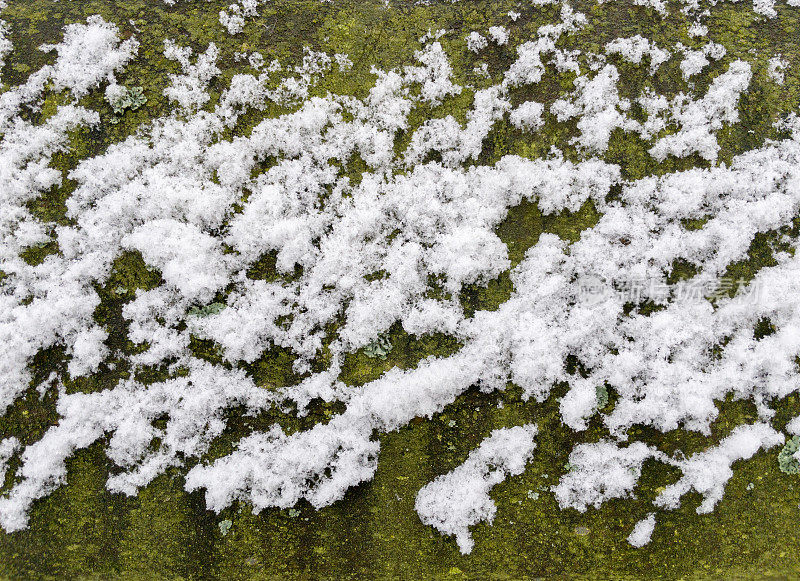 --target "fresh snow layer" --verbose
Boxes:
[0,1,799,555]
